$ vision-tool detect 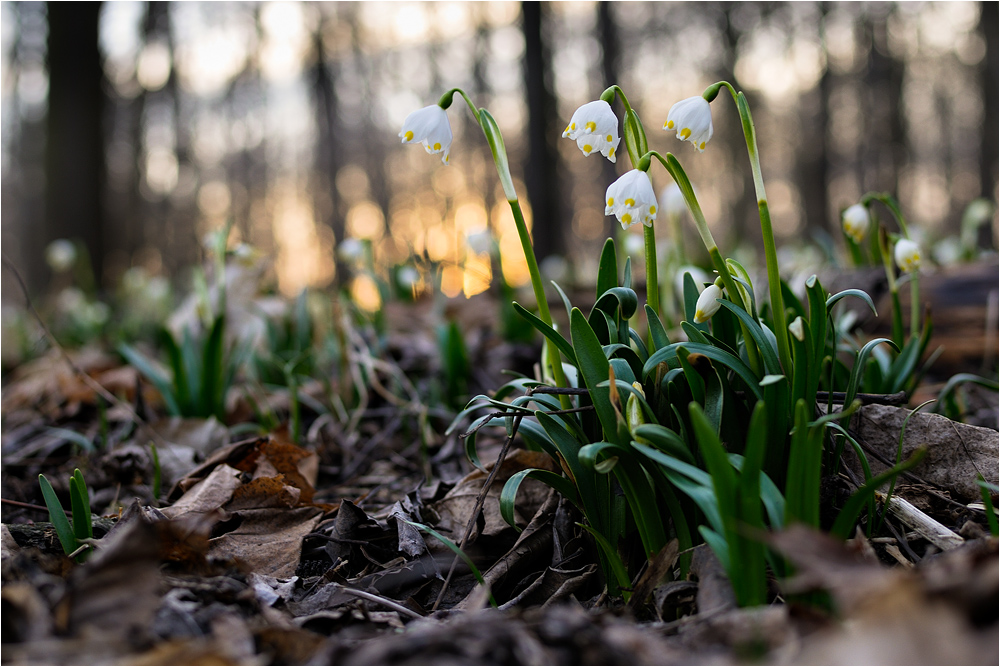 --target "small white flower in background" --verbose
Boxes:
[45,239,77,273]
[660,183,687,218]
[397,265,420,289]
[562,100,620,162]
[399,105,453,165]
[540,254,569,284]
[605,170,658,229]
[693,283,723,324]
[623,233,645,257]
[231,243,260,267]
[466,229,493,255]
[56,287,86,312]
[894,238,922,273]
[664,96,713,152]
[337,238,364,263]
[788,316,805,342]
[841,204,870,243]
